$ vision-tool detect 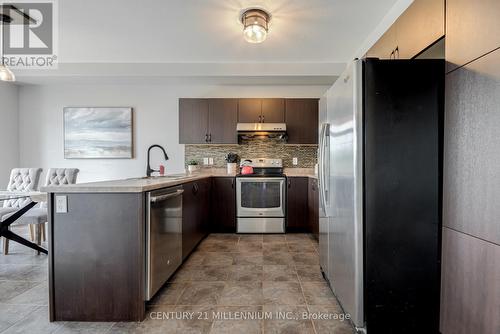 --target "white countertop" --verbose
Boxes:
[284,168,318,179]
[41,168,317,193]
